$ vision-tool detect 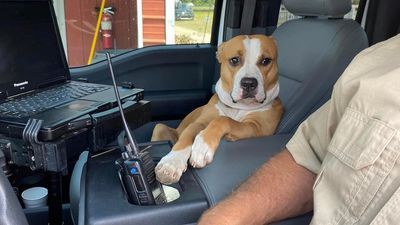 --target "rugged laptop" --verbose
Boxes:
[0,0,143,141]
